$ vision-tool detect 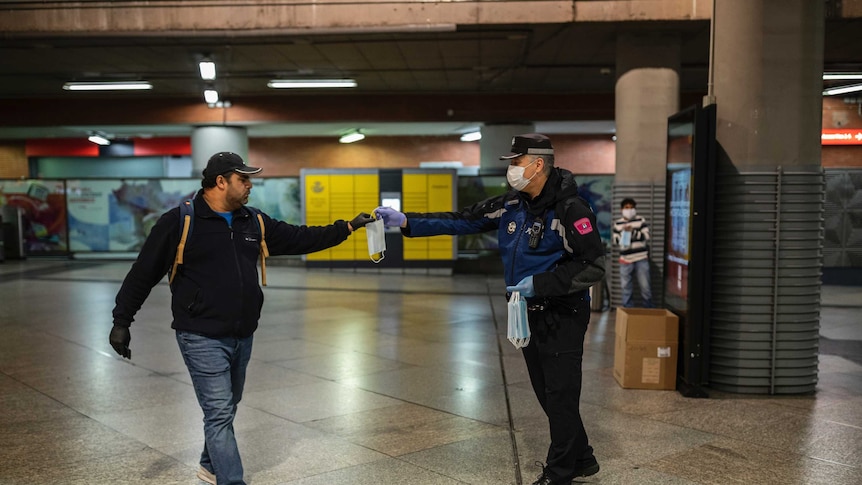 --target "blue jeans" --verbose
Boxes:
[620,259,653,308]
[176,331,253,485]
